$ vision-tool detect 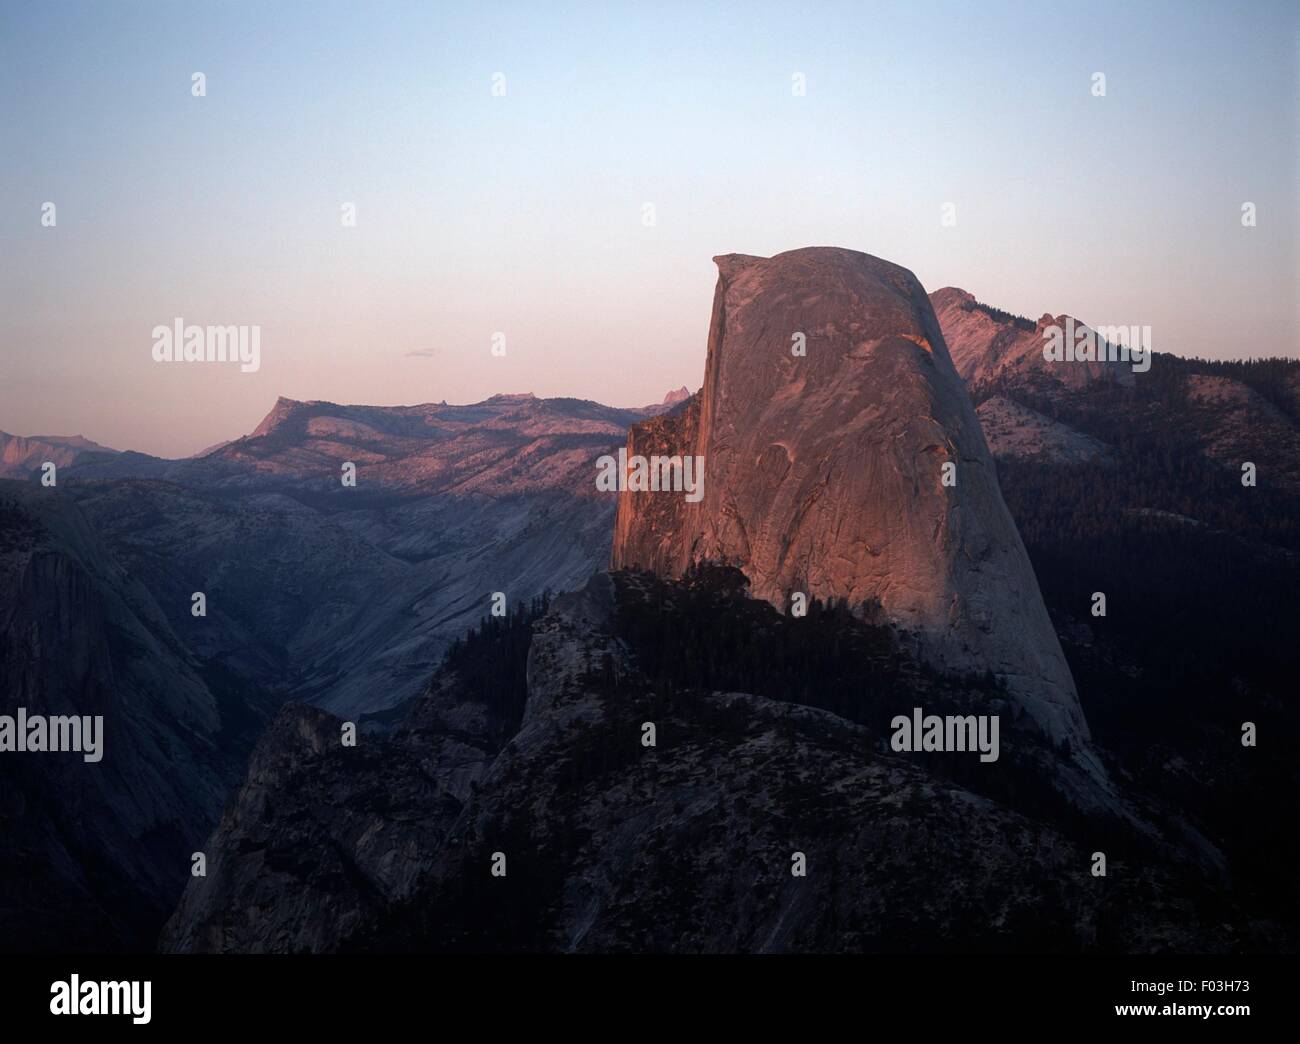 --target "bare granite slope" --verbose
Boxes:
[612,248,1090,752]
